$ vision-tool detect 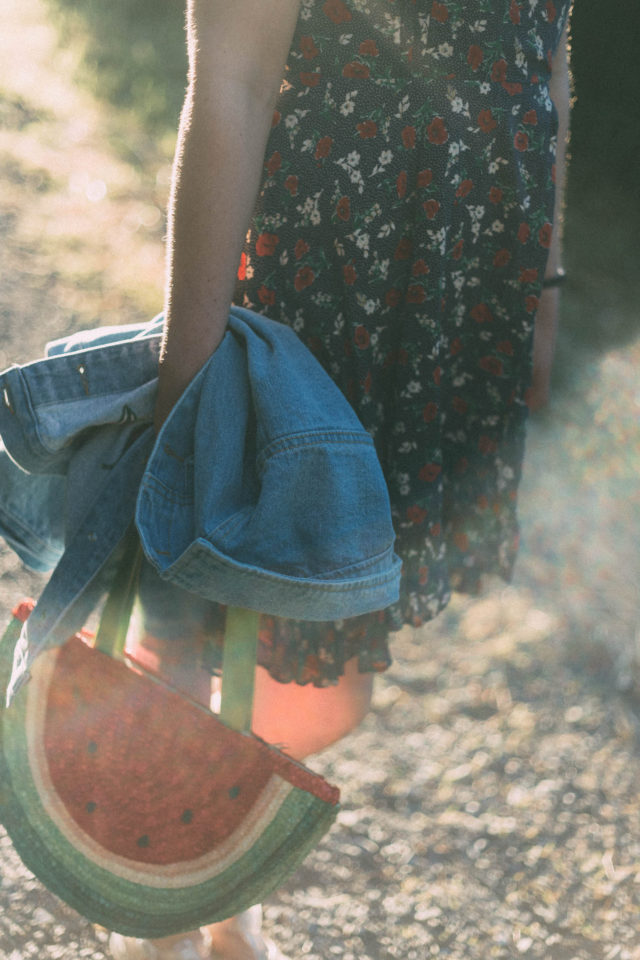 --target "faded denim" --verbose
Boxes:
[0,308,400,702]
